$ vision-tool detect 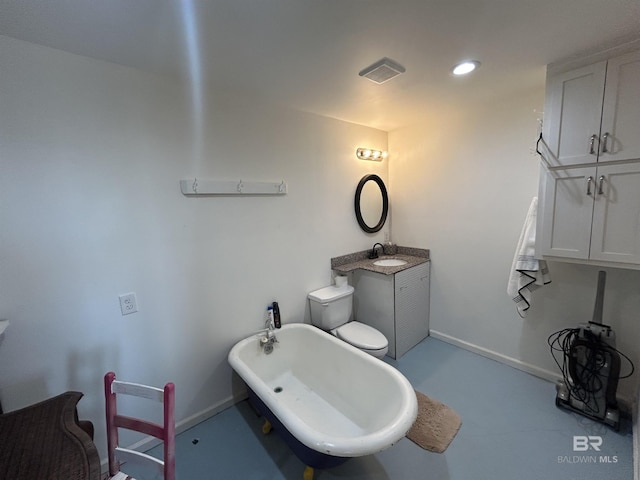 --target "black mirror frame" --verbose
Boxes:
[354,174,389,233]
